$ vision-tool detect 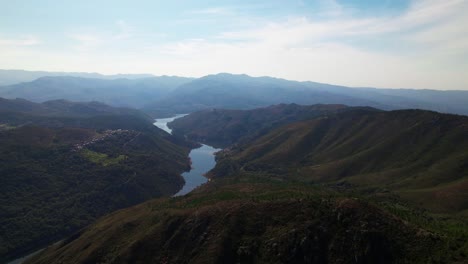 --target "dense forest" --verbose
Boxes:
[0,98,191,262]
[27,104,468,263]
[174,105,468,215]
[27,174,467,263]
[3,0,468,262]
